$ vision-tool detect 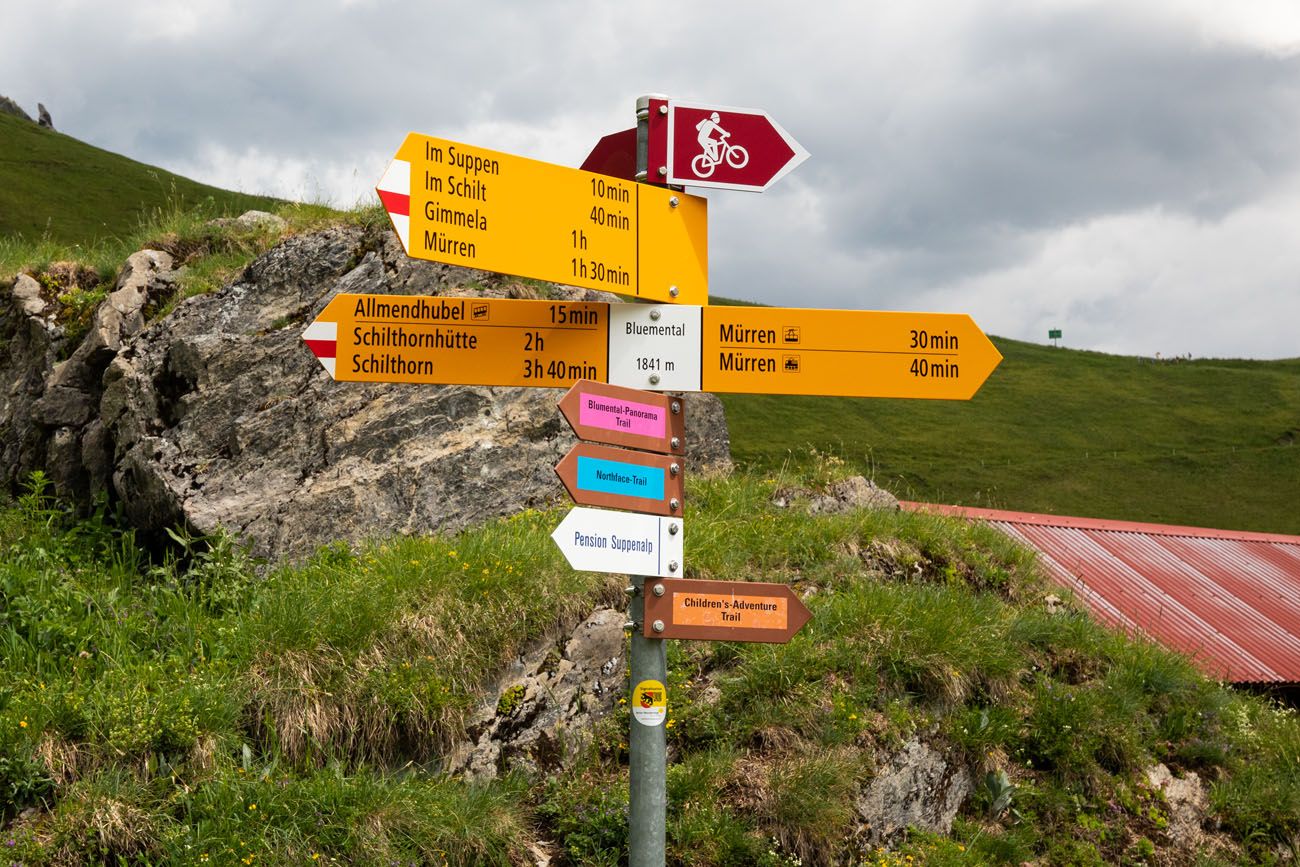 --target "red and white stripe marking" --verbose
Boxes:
[302,320,337,378]
[376,159,411,251]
